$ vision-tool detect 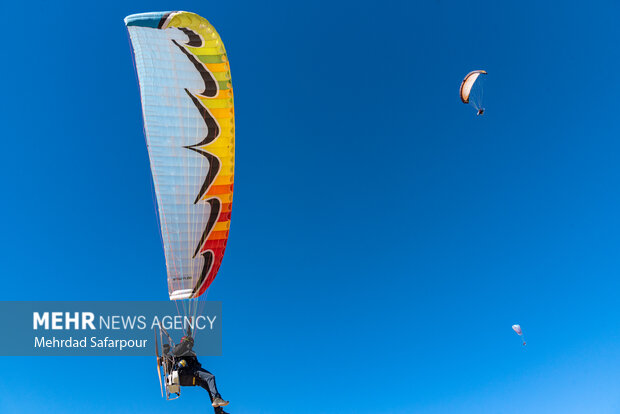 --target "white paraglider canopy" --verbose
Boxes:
[460,70,487,103]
